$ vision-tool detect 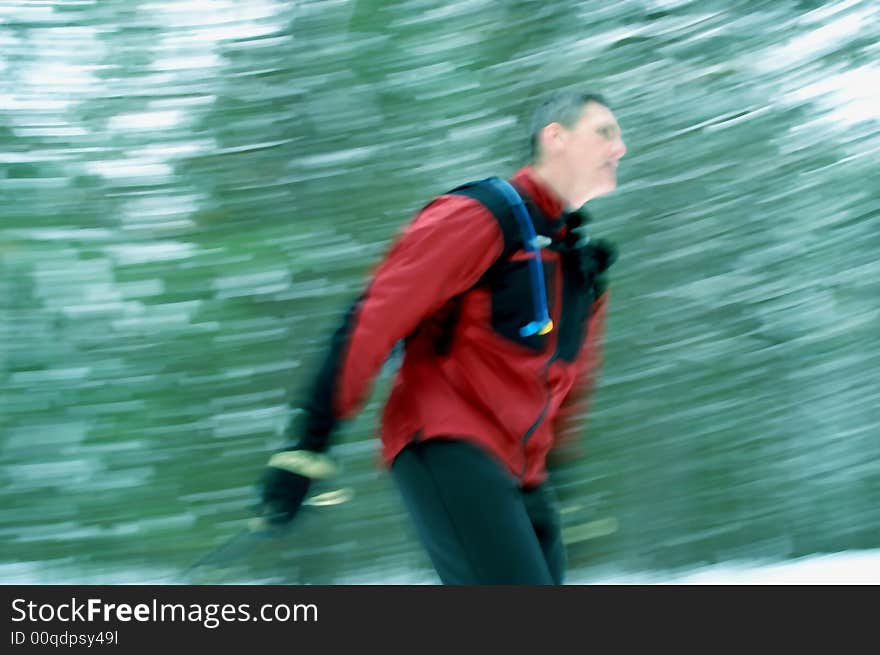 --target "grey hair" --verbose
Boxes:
[528,91,609,161]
